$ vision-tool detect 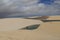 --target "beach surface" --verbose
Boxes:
[0,16,60,40]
